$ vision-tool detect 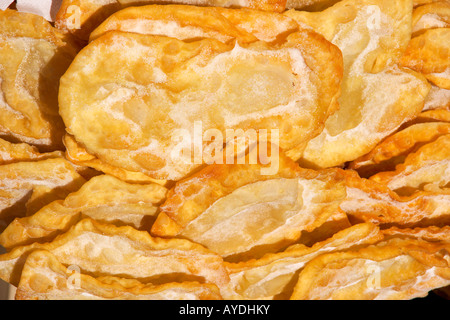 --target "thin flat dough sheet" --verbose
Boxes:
[0,9,79,150]
[0,158,86,231]
[341,169,450,227]
[222,223,383,300]
[55,0,288,41]
[16,249,223,300]
[291,238,450,300]
[369,134,450,195]
[0,138,63,165]
[412,1,450,35]
[59,30,342,180]
[348,121,450,178]
[151,152,348,259]
[400,28,450,89]
[63,134,167,185]
[0,174,167,250]
[0,218,230,289]
[89,5,299,44]
[285,0,431,168]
